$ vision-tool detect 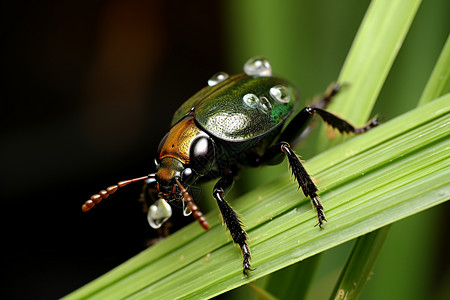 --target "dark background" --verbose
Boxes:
[2,1,225,298]
[2,1,449,299]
